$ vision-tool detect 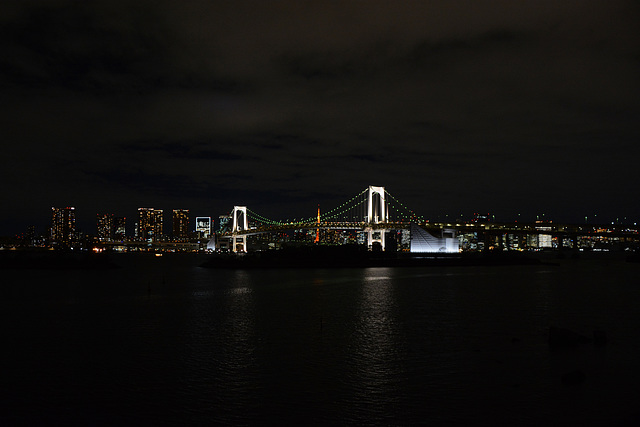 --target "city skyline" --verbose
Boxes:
[1,1,639,235]
[11,196,639,243]
[9,198,636,255]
